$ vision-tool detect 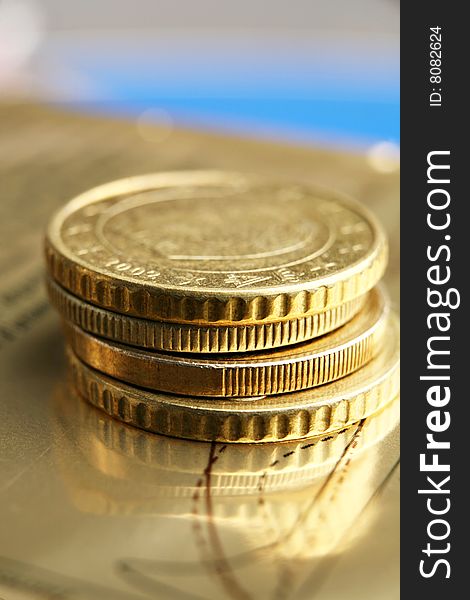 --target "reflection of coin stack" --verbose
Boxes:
[45,171,398,443]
